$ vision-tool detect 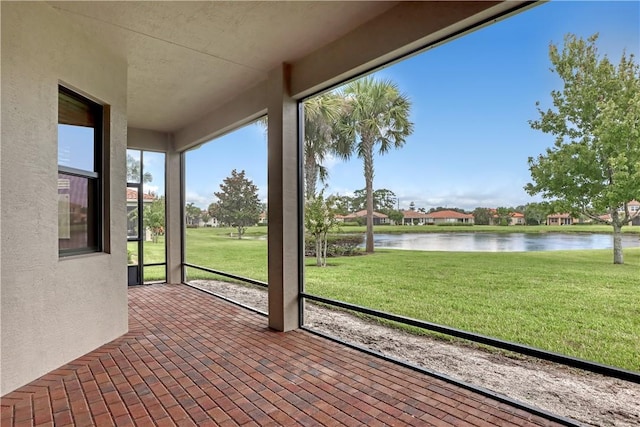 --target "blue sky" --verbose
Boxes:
[183,0,639,211]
